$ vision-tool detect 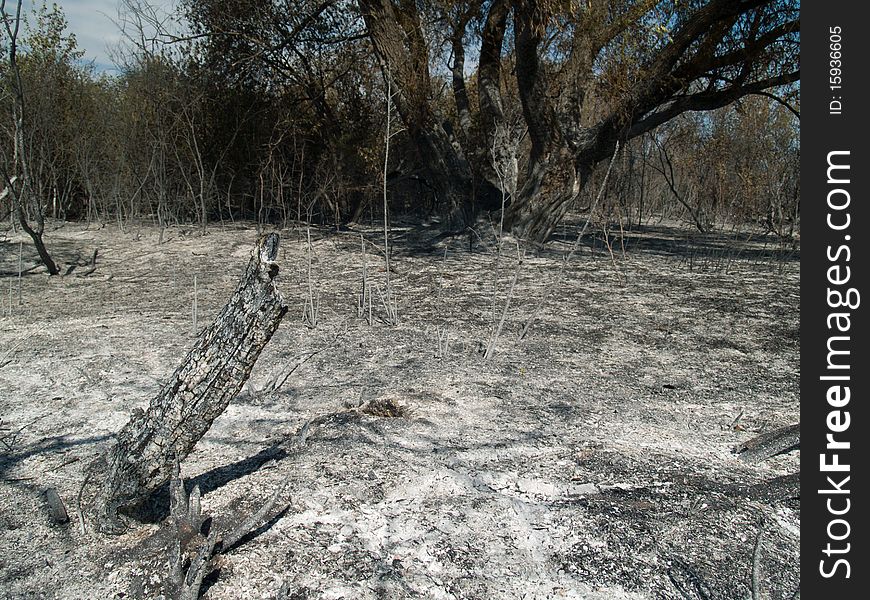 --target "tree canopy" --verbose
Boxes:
[2,0,799,248]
